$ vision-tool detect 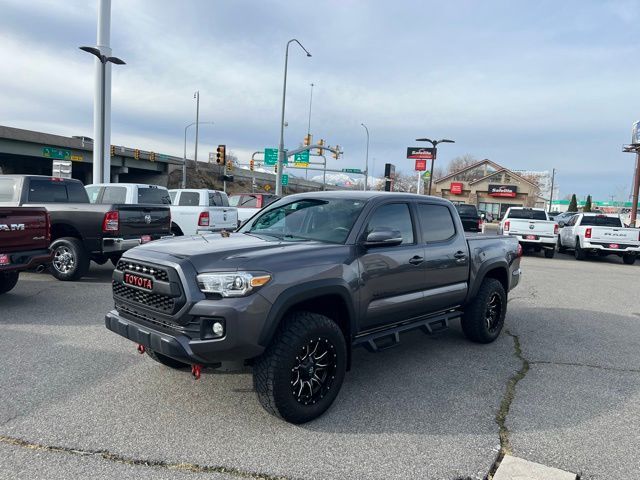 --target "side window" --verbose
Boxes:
[365,203,414,245]
[169,191,177,204]
[417,204,456,242]
[102,187,127,204]
[208,192,229,207]
[85,186,102,203]
[67,181,89,202]
[241,195,258,208]
[178,192,200,206]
